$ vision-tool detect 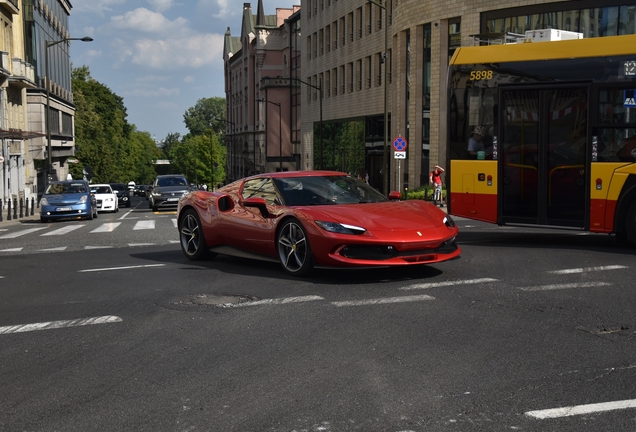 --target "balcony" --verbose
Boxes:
[0,0,19,14]
[8,58,36,88]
